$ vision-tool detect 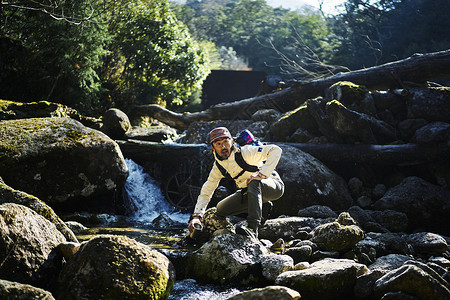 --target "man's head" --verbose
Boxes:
[209,127,233,159]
